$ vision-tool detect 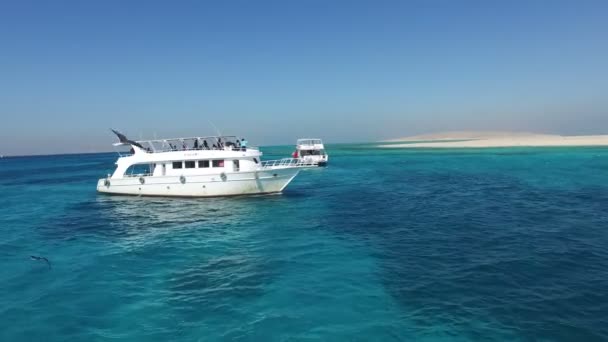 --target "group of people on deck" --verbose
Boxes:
[167,137,248,152]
